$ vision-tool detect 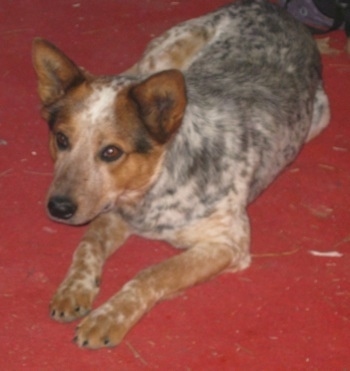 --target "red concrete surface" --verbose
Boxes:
[0,1,349,369]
